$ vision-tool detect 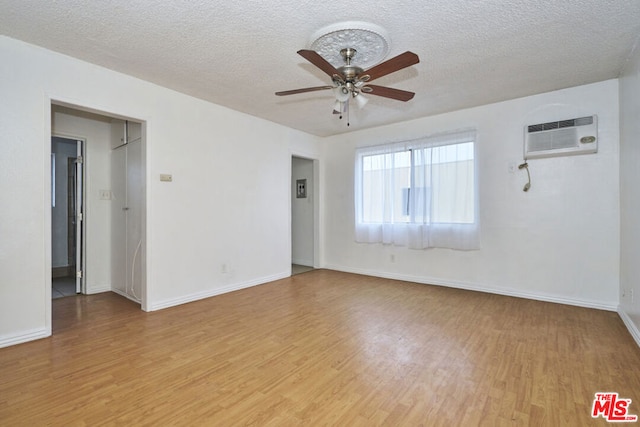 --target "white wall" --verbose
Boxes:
[52,108,113,294]
[0,36,321,347]
[1,33,628,348]
[291,157,314,266]
[322,80,620,310]
[618,39,640,345]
